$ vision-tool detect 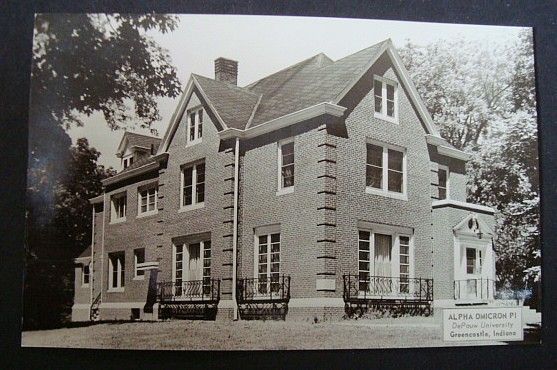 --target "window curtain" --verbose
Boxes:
[374,234,392,277]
